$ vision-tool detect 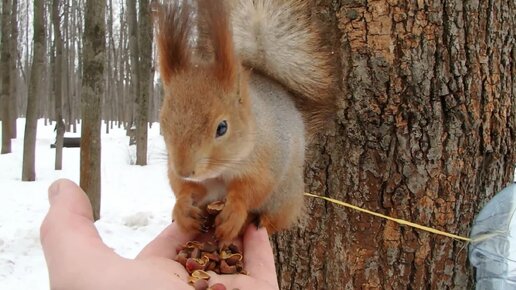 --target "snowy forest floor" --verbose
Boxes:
[0,119,175,290]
